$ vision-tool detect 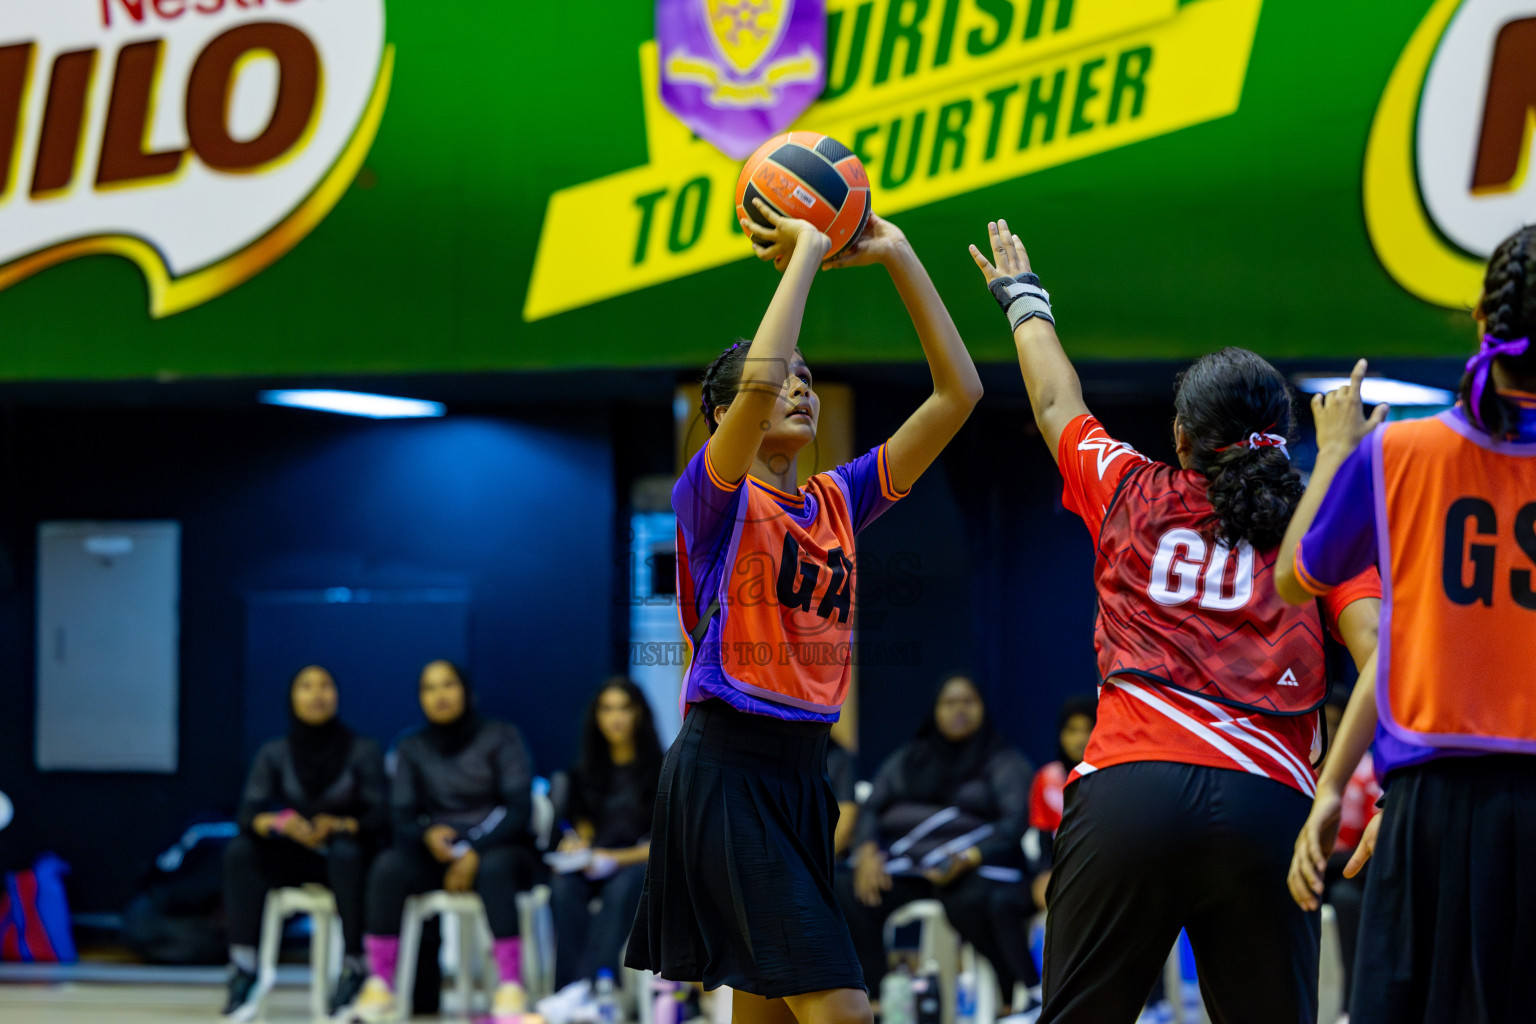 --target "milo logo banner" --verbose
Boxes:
[526,0,1264,321]
[0,0,393,318]
[1366,0,1536,310]
[659,0,826,159]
